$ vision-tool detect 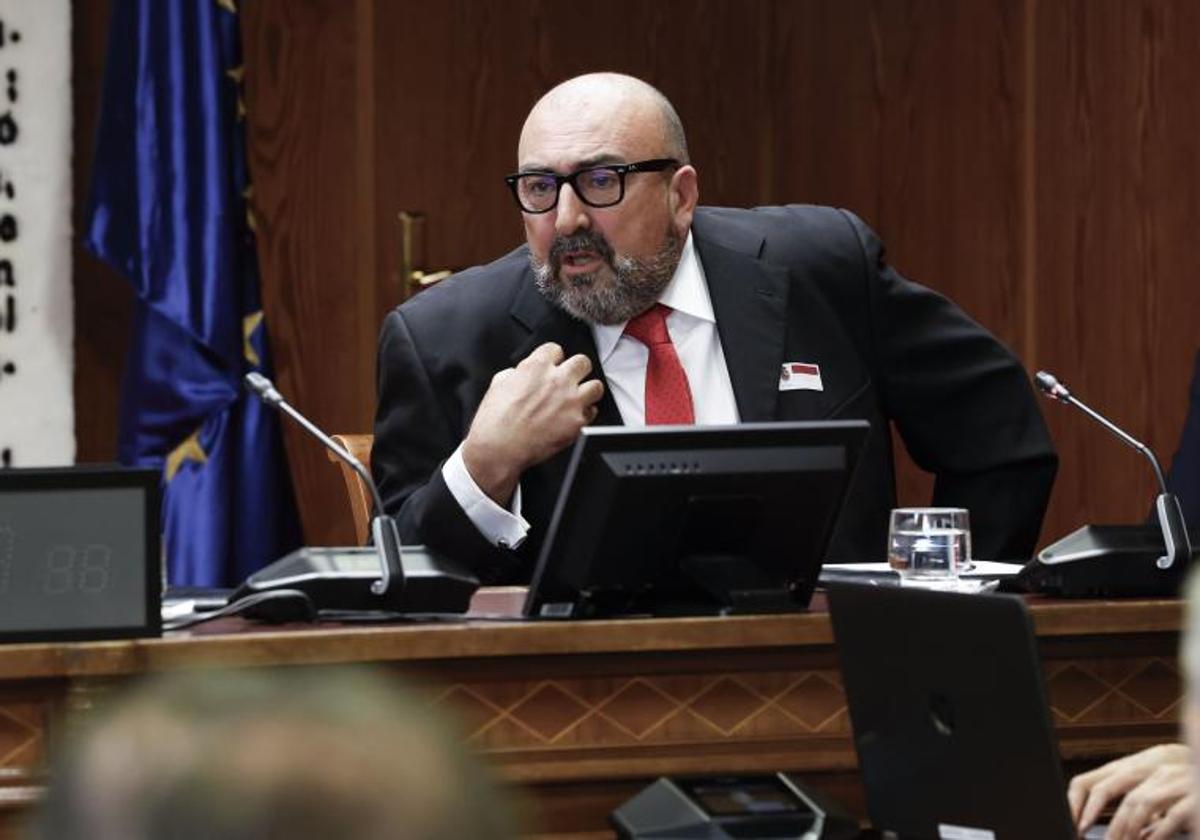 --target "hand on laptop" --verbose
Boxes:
[1068,743,1194,839]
